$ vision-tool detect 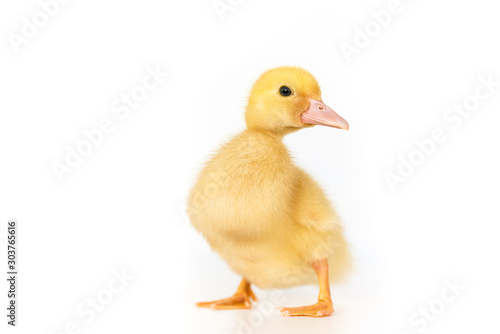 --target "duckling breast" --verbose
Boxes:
[187,130,297,242]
